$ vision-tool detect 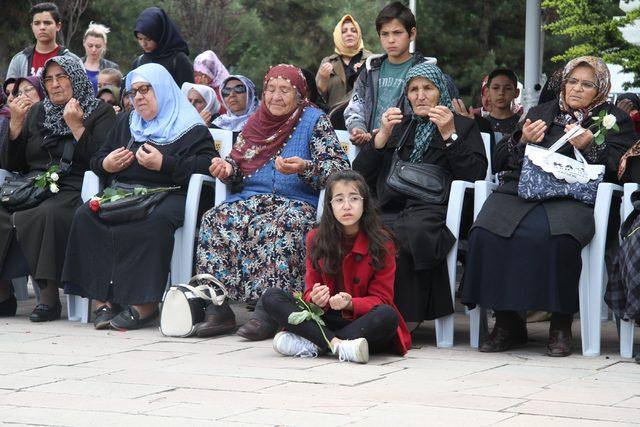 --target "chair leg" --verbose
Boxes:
[67,294,92,323]
[12,277,29,301]
[620,319,635,358]
[435,315,454,348]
